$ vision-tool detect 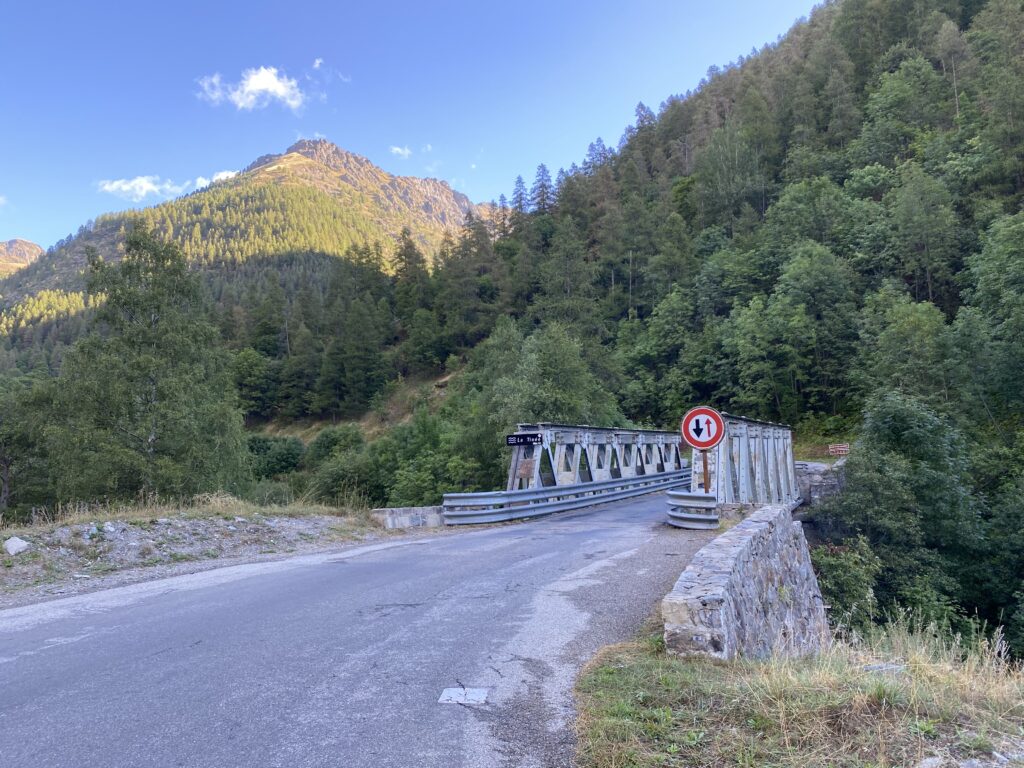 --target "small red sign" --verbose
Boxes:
[681,406,726,451]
